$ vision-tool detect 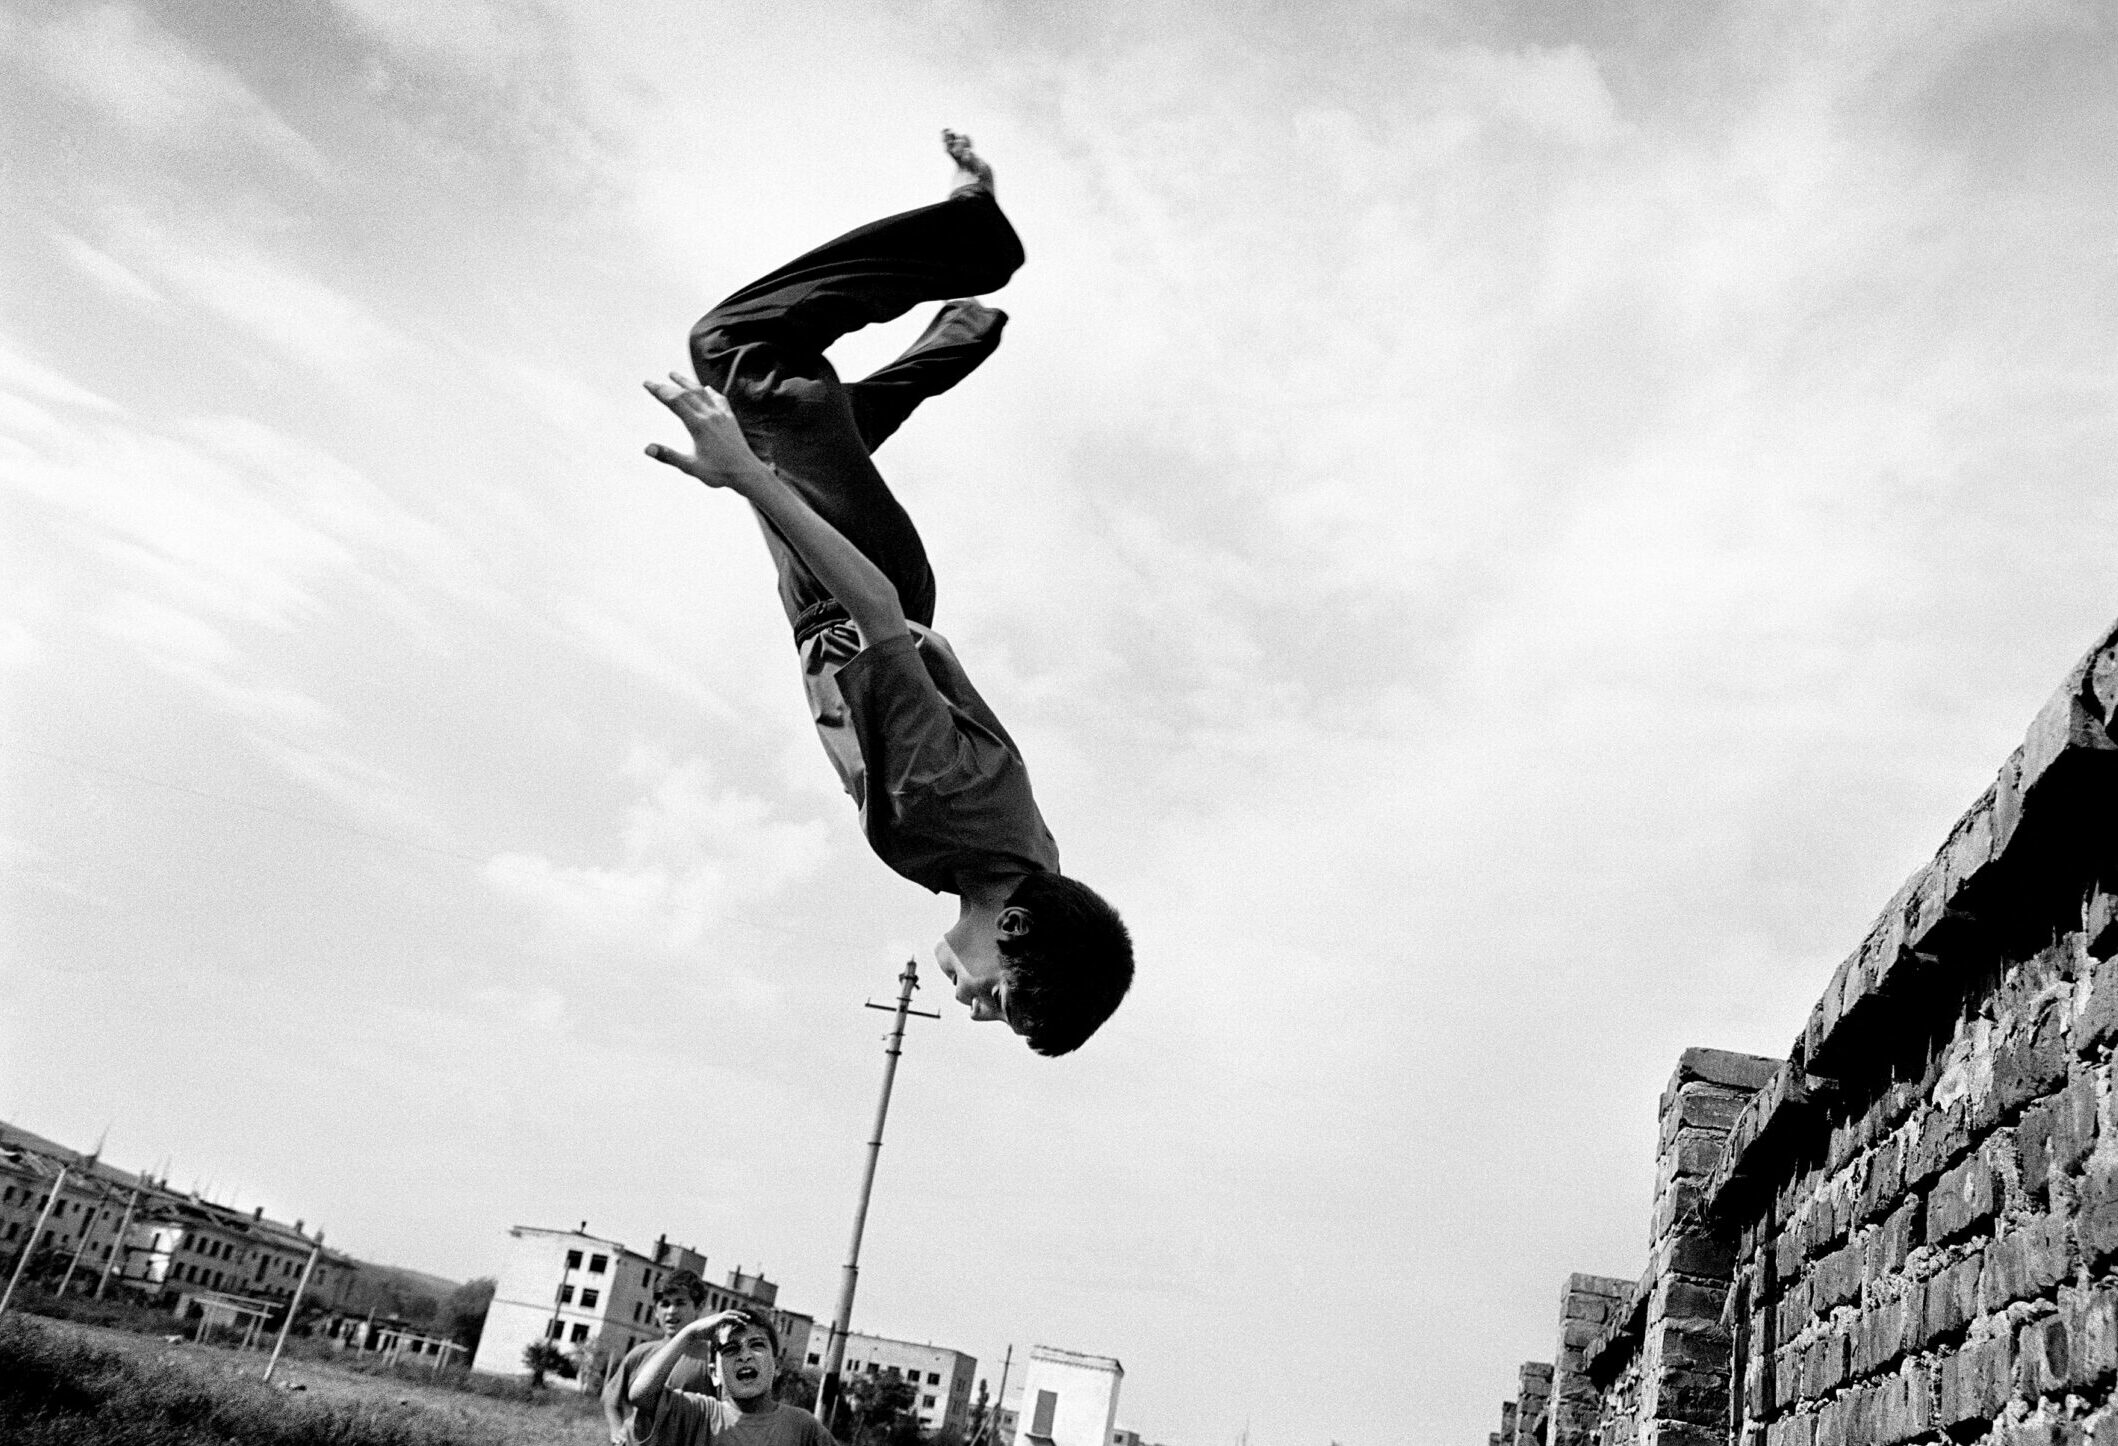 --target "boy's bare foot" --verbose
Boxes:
[943,129,995,197]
